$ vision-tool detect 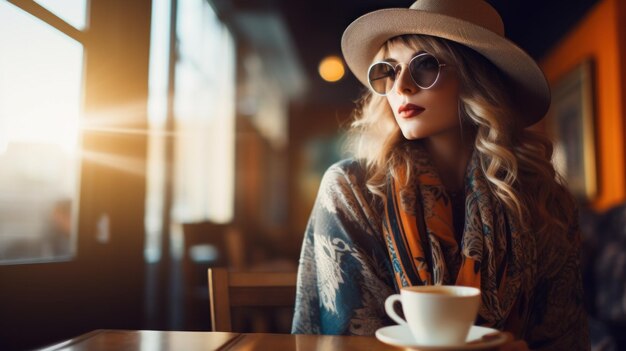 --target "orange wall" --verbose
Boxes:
[541,0,626,210]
